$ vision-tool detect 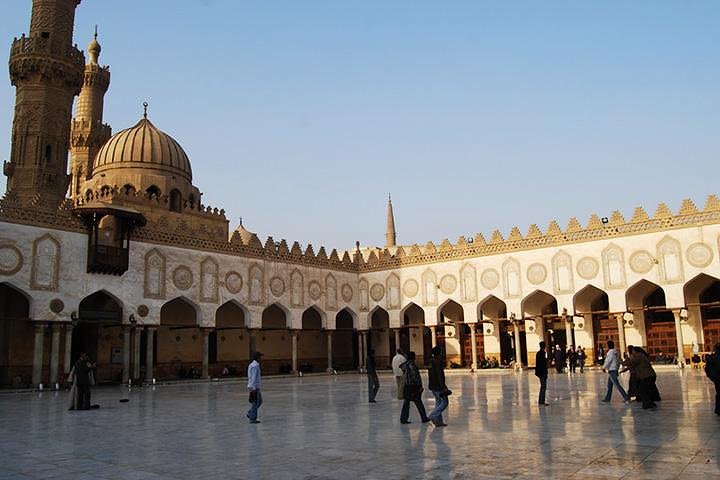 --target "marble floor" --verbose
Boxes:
[0,369,717,480]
